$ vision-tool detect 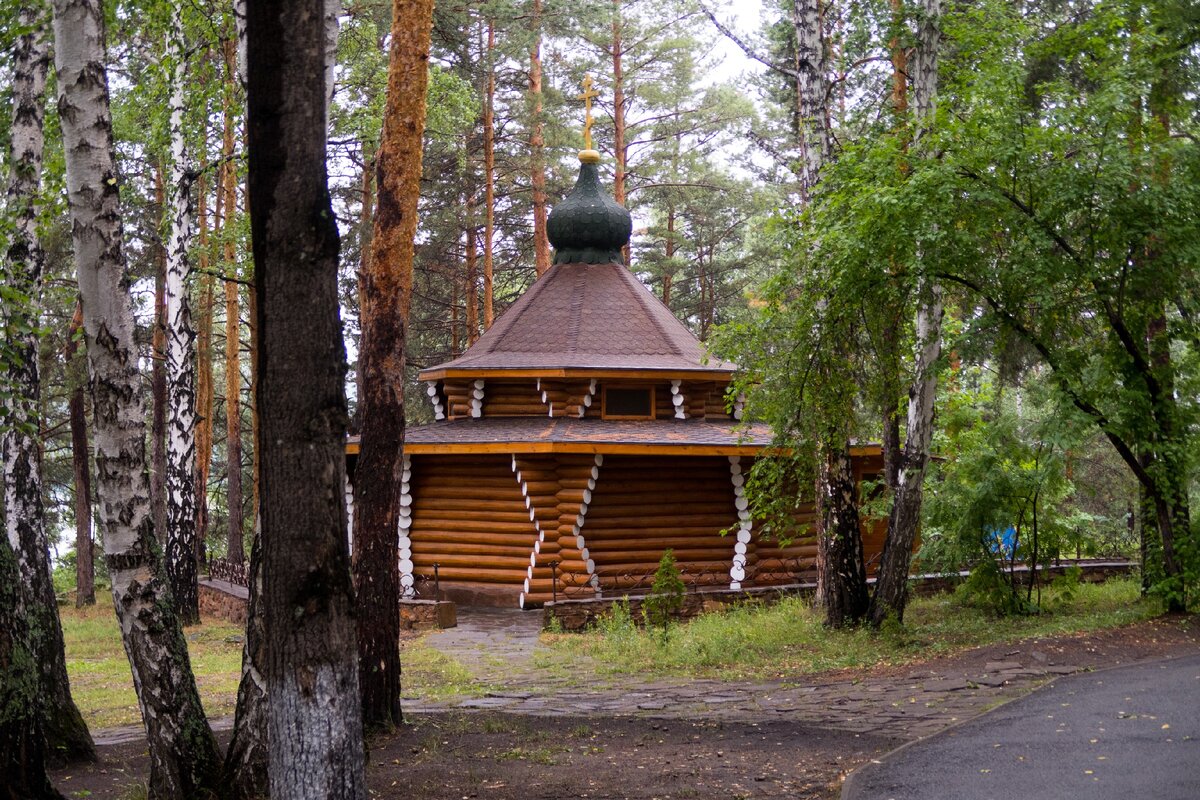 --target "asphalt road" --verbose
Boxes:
[844,652,1200,800]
